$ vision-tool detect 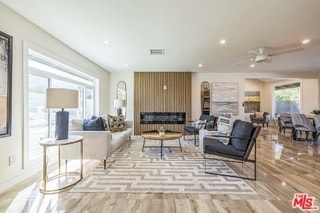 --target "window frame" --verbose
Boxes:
[22,41,99,169]
[272,81,302,117]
